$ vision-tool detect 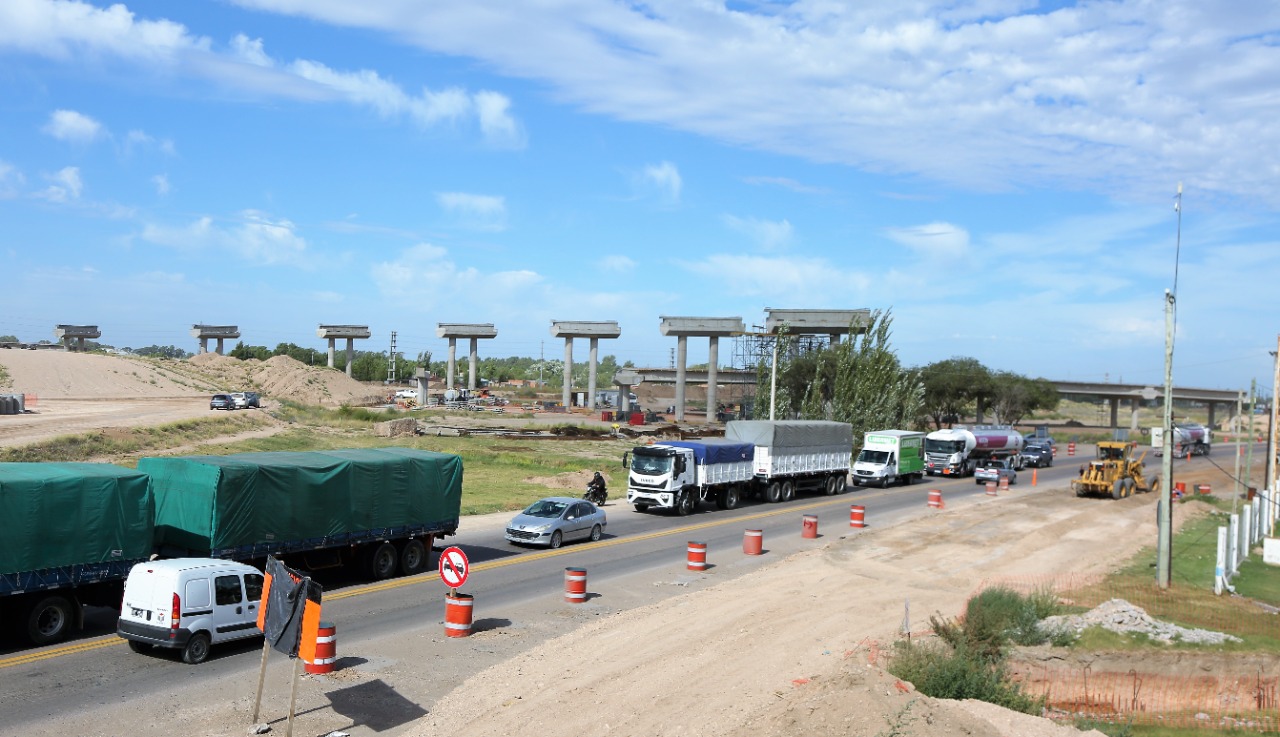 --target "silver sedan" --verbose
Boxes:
[505,497,606,549]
